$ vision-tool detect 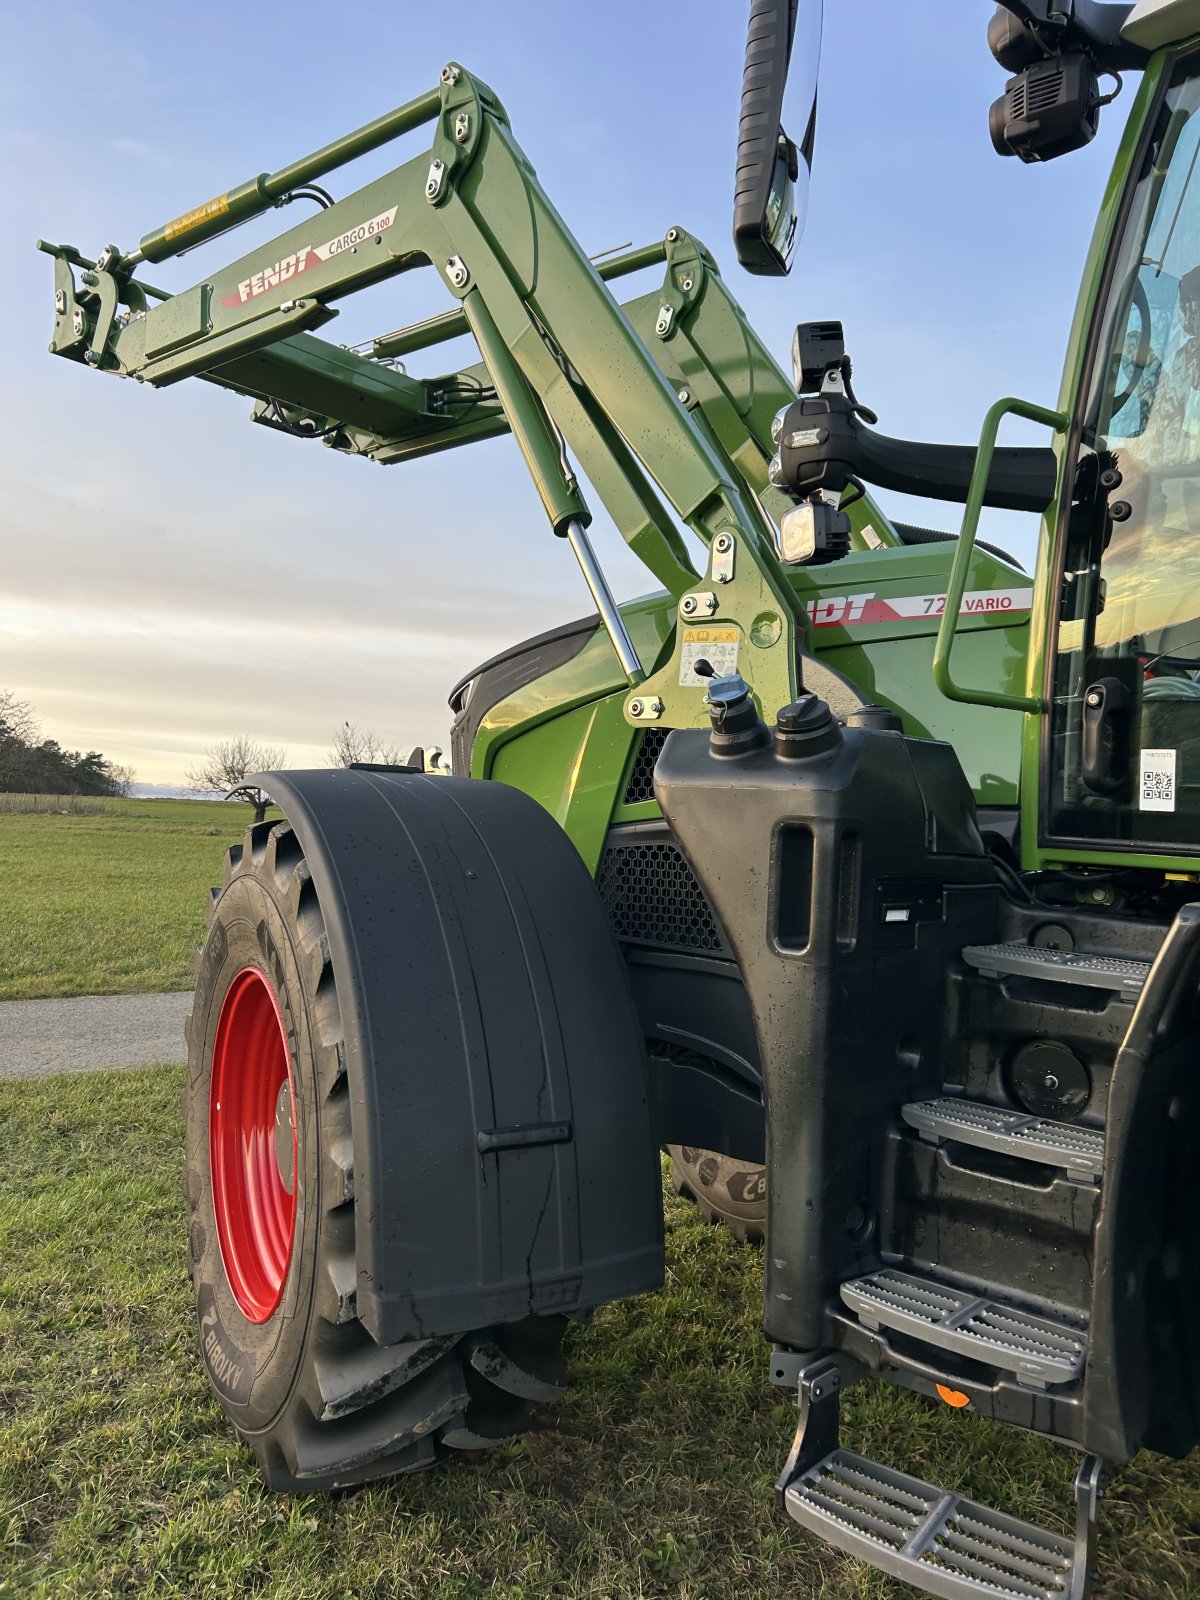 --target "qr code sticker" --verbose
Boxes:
[1140,748,1176,813]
